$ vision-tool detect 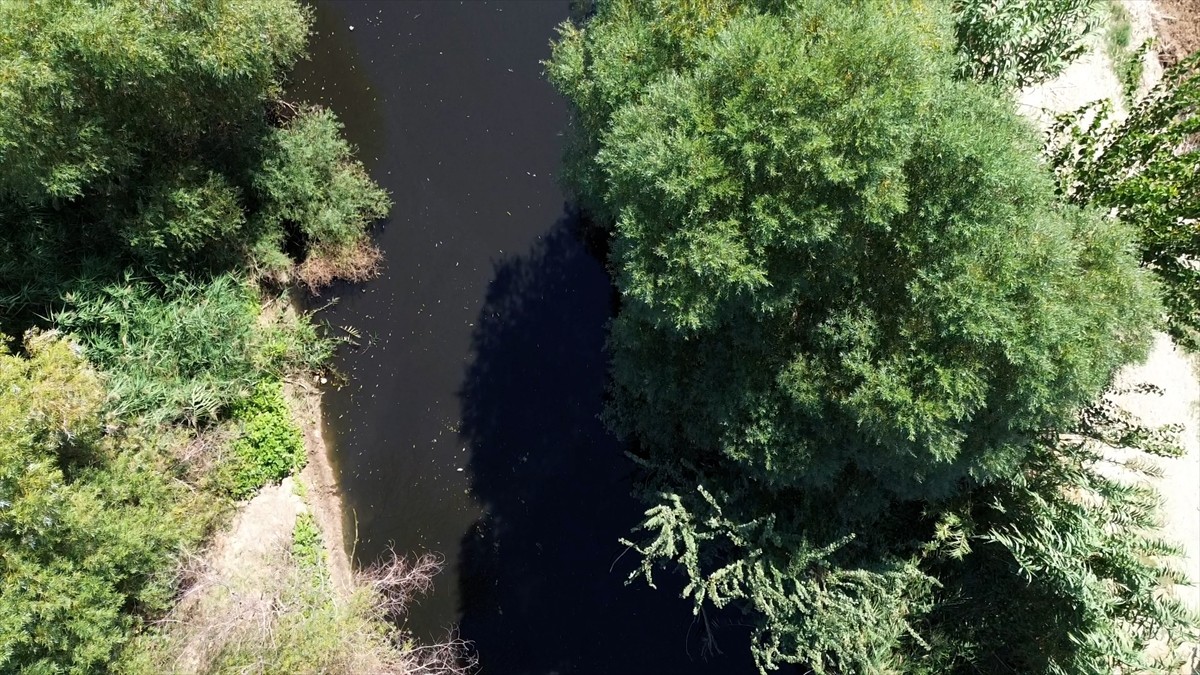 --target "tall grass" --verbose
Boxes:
[52,274,329,426]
